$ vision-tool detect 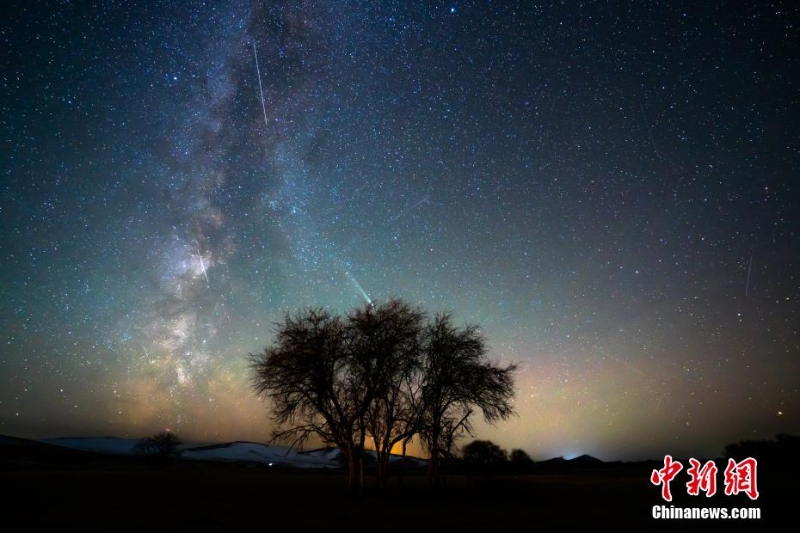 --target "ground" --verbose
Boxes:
[1,459,790,530]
